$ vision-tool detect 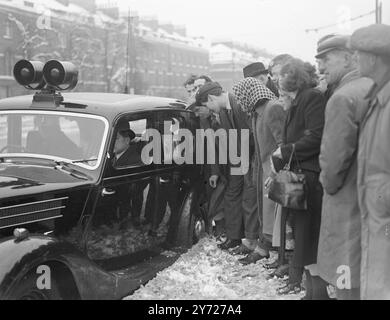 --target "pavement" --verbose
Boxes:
[124,236,303,300]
